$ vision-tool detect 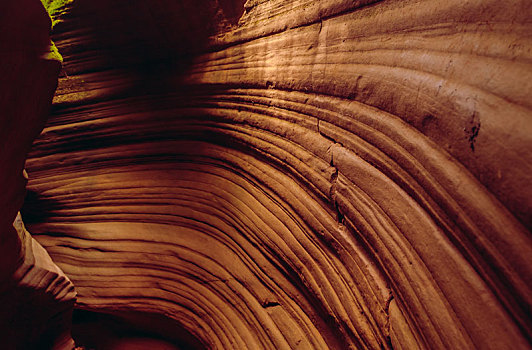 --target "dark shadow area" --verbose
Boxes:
[52,0,221,97]
[21,189,63,225]
[218,0,247,25]
[72,309,205,350]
